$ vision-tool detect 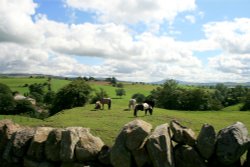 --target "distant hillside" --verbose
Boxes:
[1,73,250,87]
[0,73,63,79]
[151,79,250,87]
